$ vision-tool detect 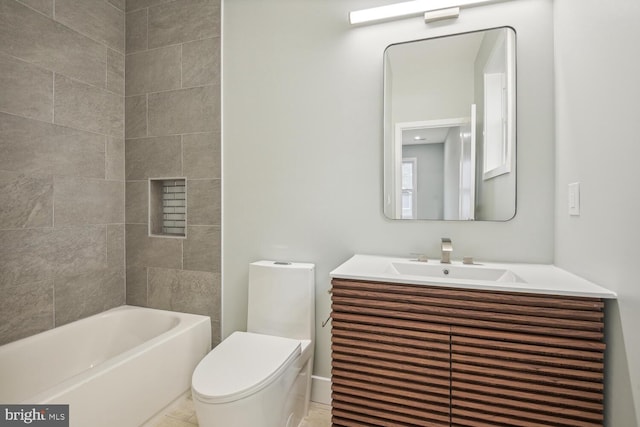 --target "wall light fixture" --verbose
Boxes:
[349,0,511,25]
